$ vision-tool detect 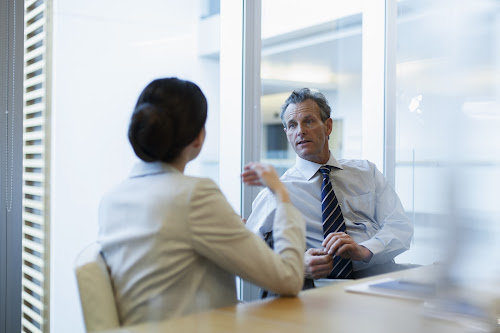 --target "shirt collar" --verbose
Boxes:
[129,160,179,178]
[295,151,343,180]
